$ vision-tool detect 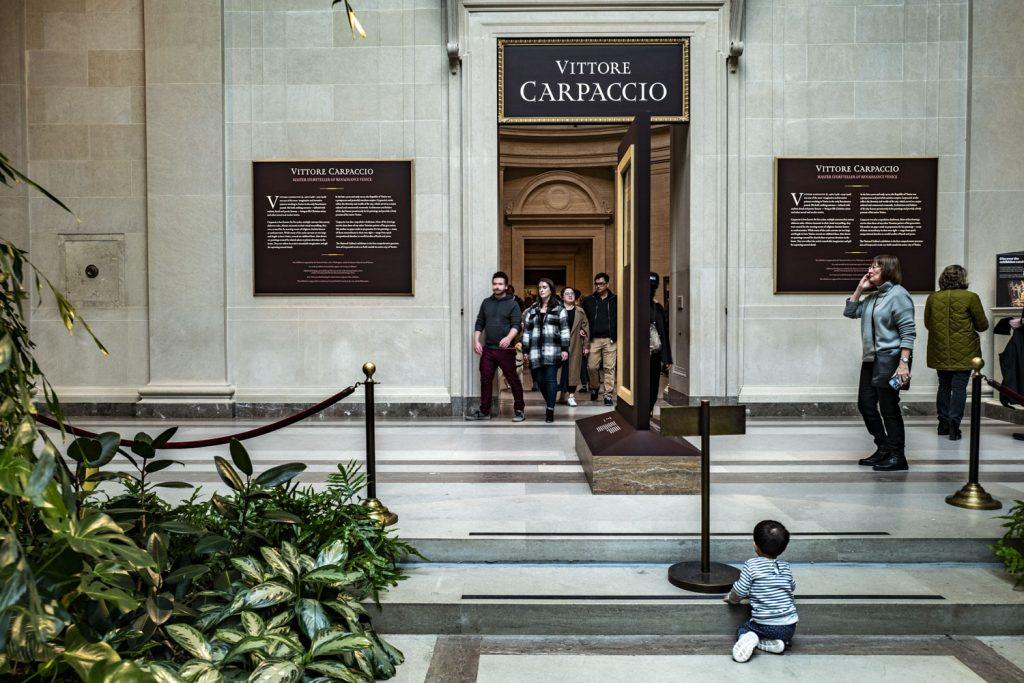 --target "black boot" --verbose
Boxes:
[545,409,554,423]
[872,452,909,471]
[858,447,888,466]
[937,419,949,436]
[949,423,962,441]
